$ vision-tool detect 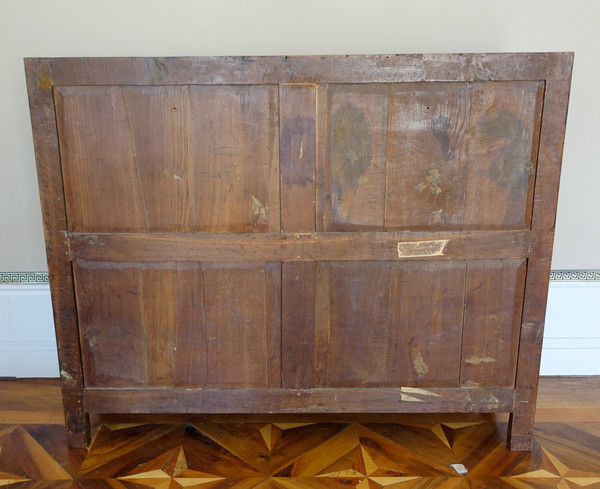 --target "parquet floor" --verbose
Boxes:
[1,378,600,489]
